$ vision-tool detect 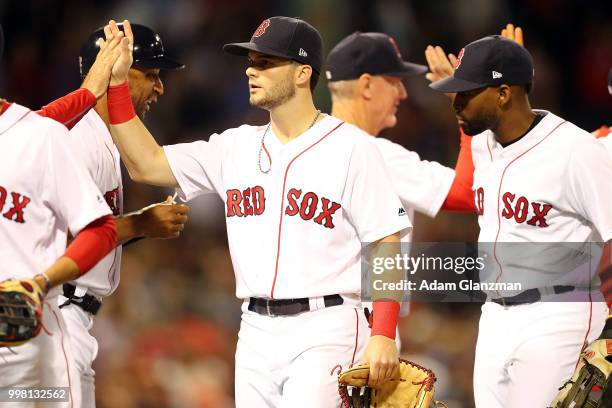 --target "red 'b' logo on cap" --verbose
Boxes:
[388,37,402,58]
[253,19,270,38]
[455,48,465,69]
